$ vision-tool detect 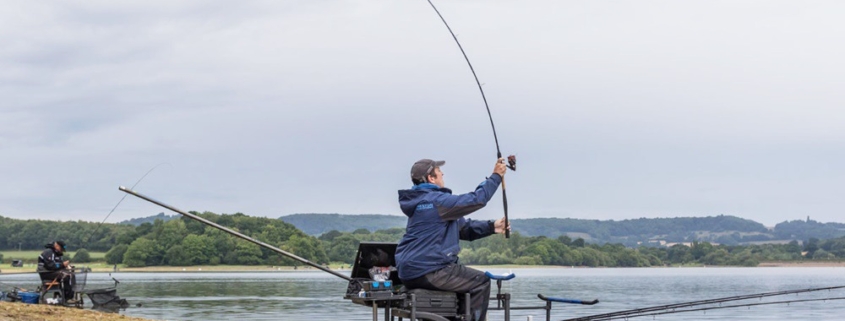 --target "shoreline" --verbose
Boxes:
[757,261,845,267]
[0,301,152,321]
[3,262,844,275]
